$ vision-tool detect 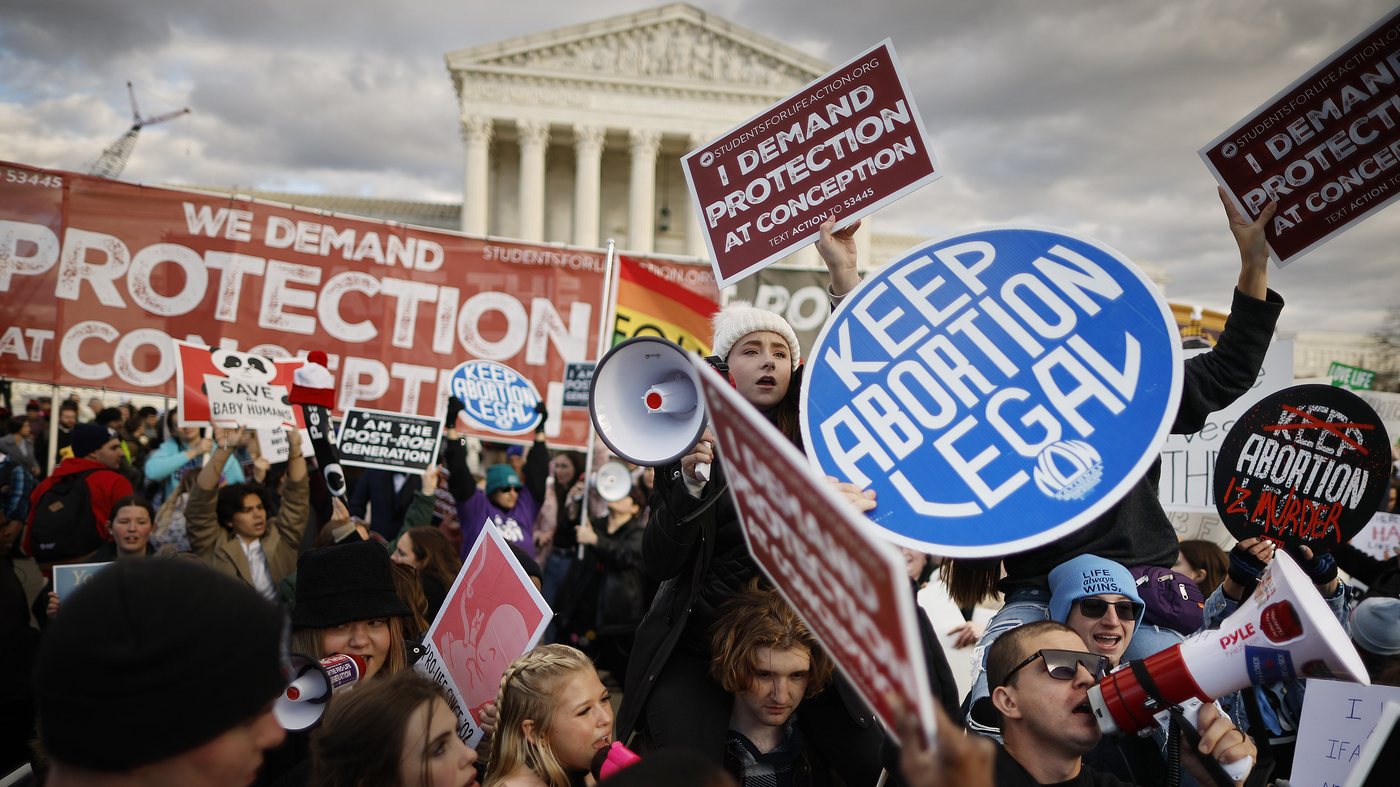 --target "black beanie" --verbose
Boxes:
[71,423,118,458]
[33,560,286,771]
[293,539,411,629]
